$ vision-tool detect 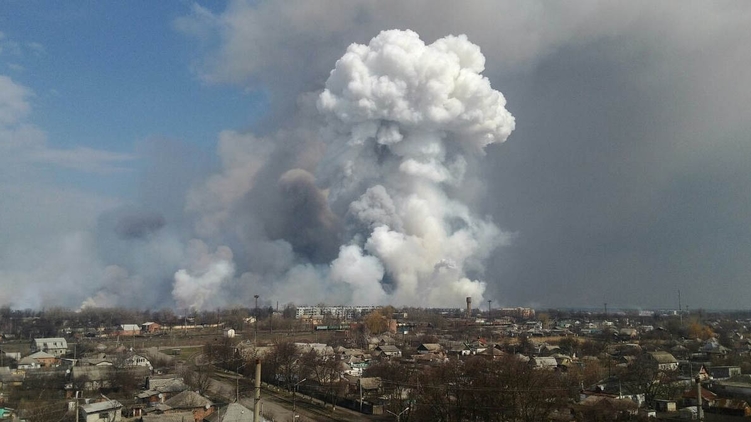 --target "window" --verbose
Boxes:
[99,413,108,419]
